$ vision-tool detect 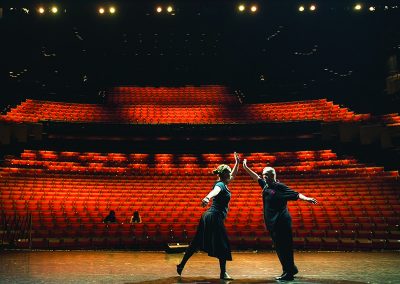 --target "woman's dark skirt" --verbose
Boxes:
[191,209,232,260]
